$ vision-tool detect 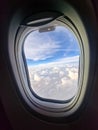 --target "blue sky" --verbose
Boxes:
[23,26,80,66]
